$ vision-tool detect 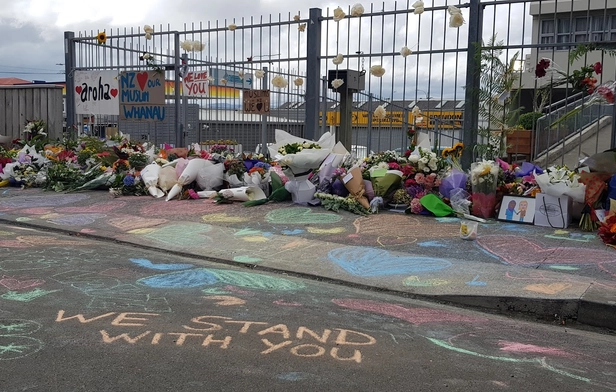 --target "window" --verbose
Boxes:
[540,20,555,50]
[556,19,571,50]
[574,17,588,43]
[540,14,616,50]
